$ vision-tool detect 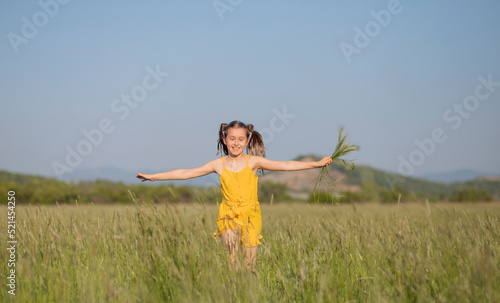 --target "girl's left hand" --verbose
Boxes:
[318,157,333,167]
